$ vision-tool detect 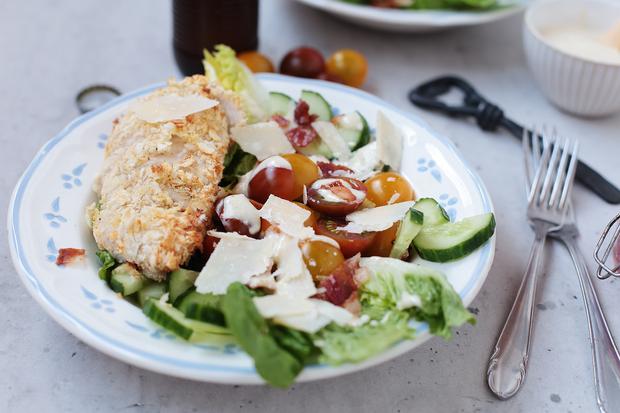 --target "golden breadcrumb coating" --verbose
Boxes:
[89,75,236,280]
